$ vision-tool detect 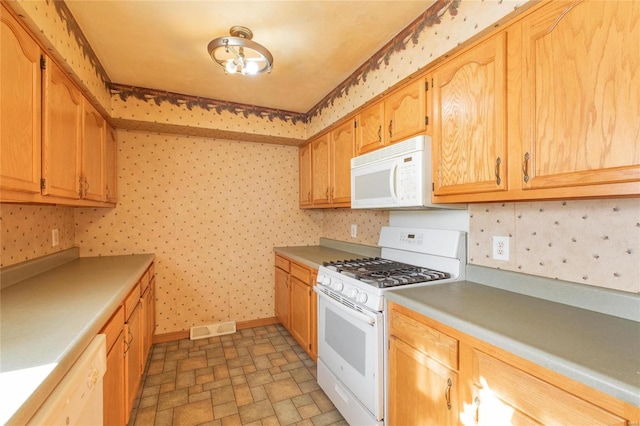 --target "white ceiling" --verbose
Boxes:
[65,1,435,113]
